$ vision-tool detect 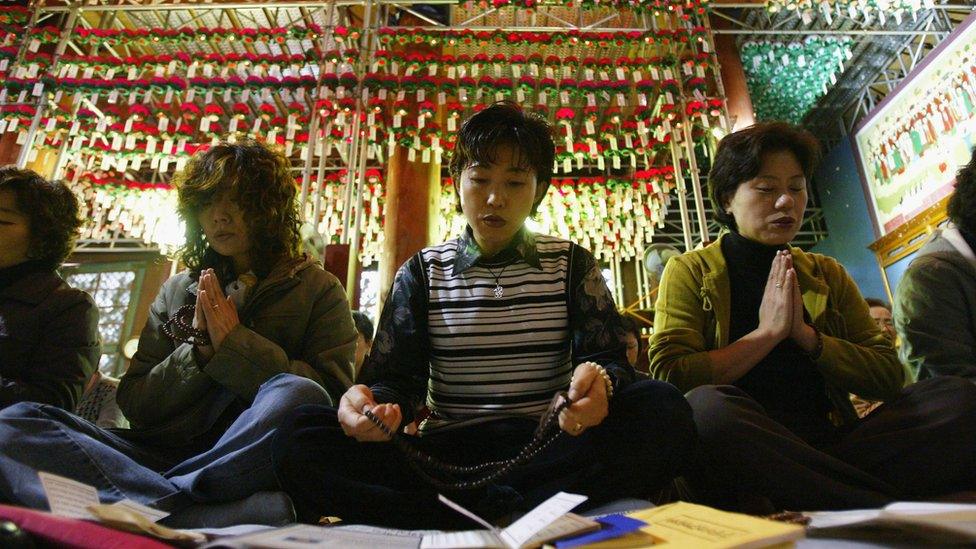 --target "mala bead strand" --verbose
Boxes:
[363,392,574,491]
[161,304,211,346]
